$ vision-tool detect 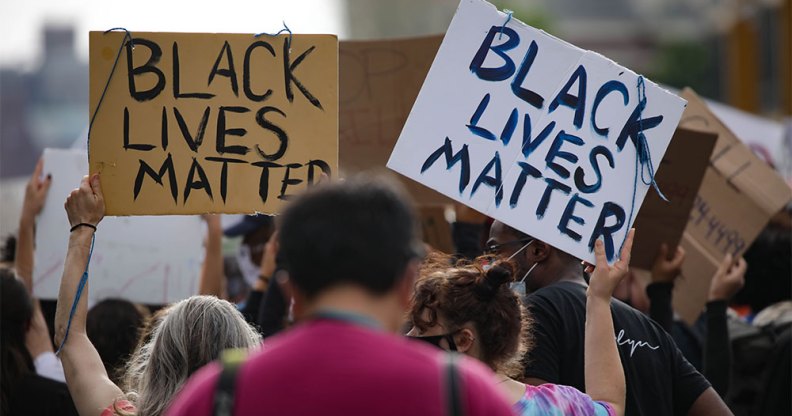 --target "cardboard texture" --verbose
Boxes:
[340,36,449,205]
[630,127,717,269]
[34,149,204,304]
[418,205,455,254]
[672,88,792,324]
[89,31,338,215]
[387,0,686,264]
